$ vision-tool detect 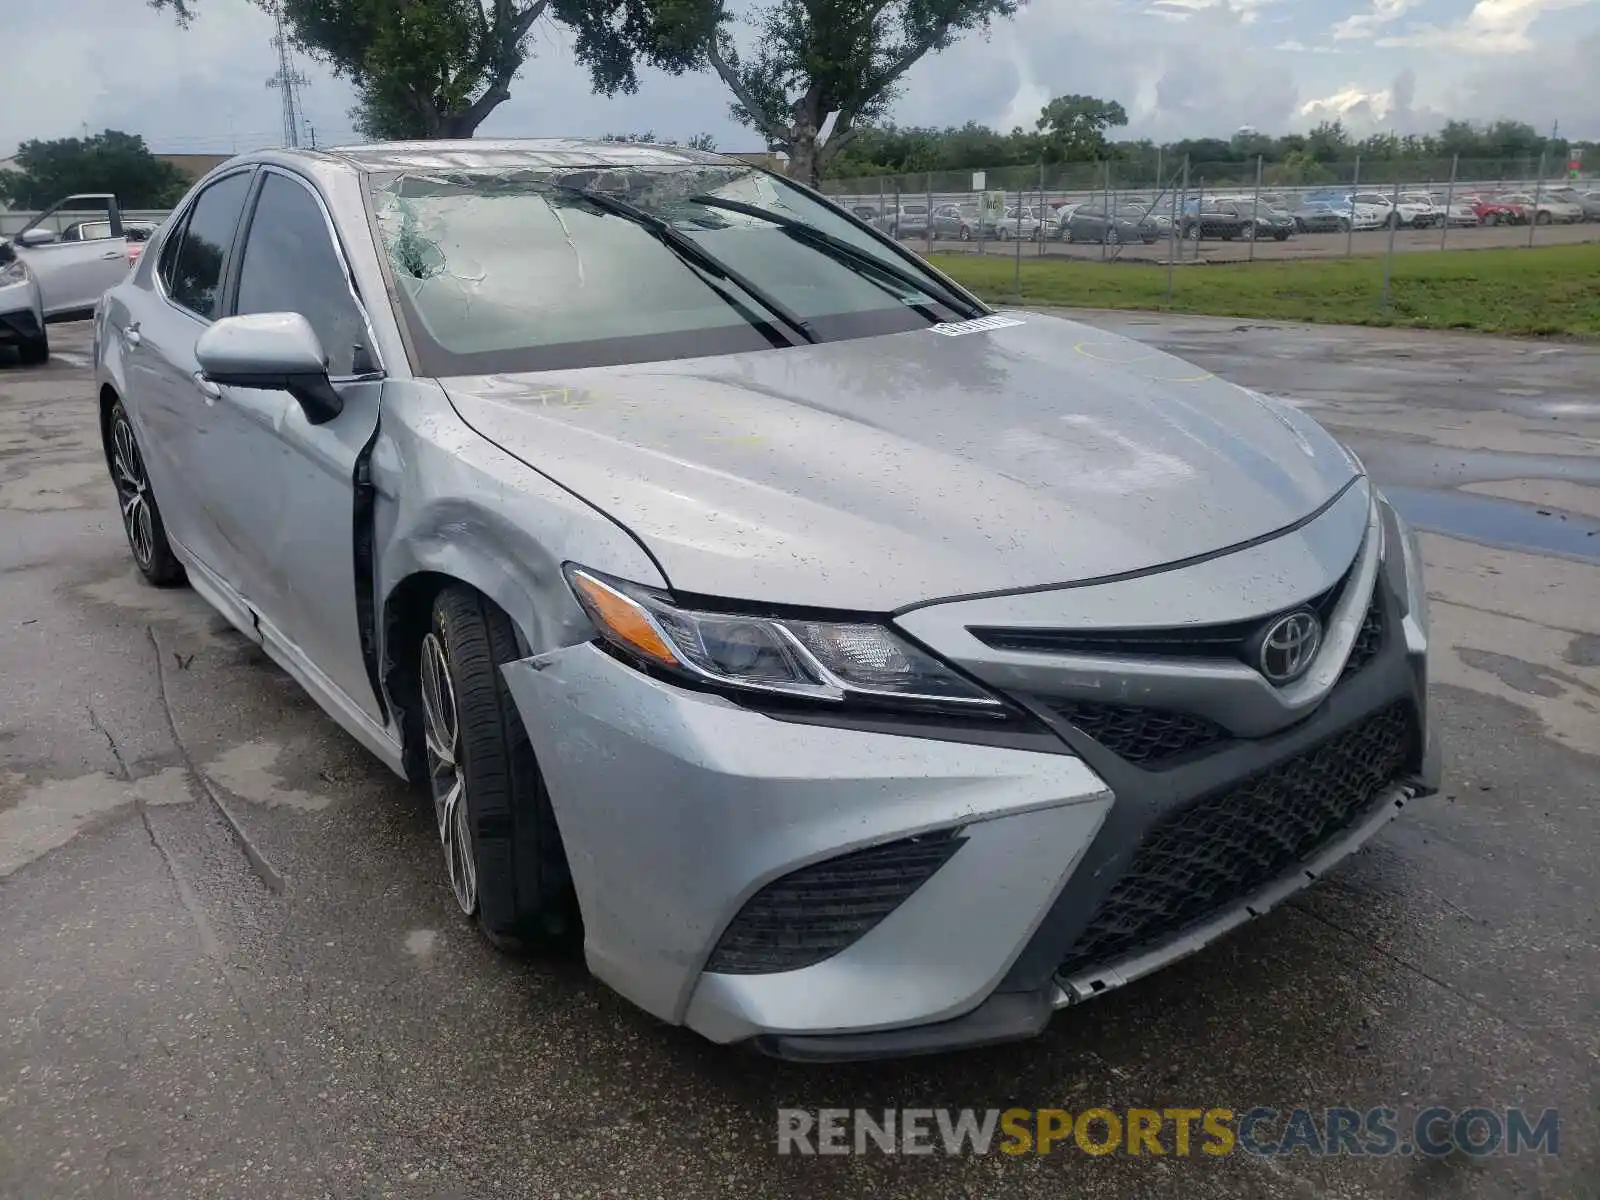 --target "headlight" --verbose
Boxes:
[565,567,1004,713]
[0,259,28,286]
